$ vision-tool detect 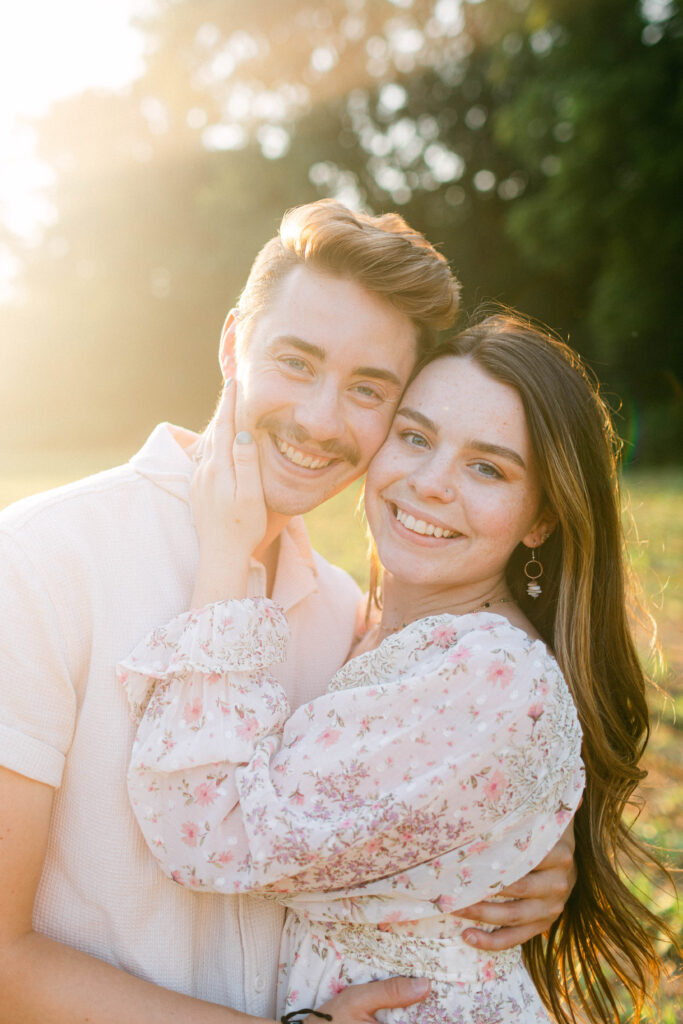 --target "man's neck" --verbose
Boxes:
[253,510,290,598]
